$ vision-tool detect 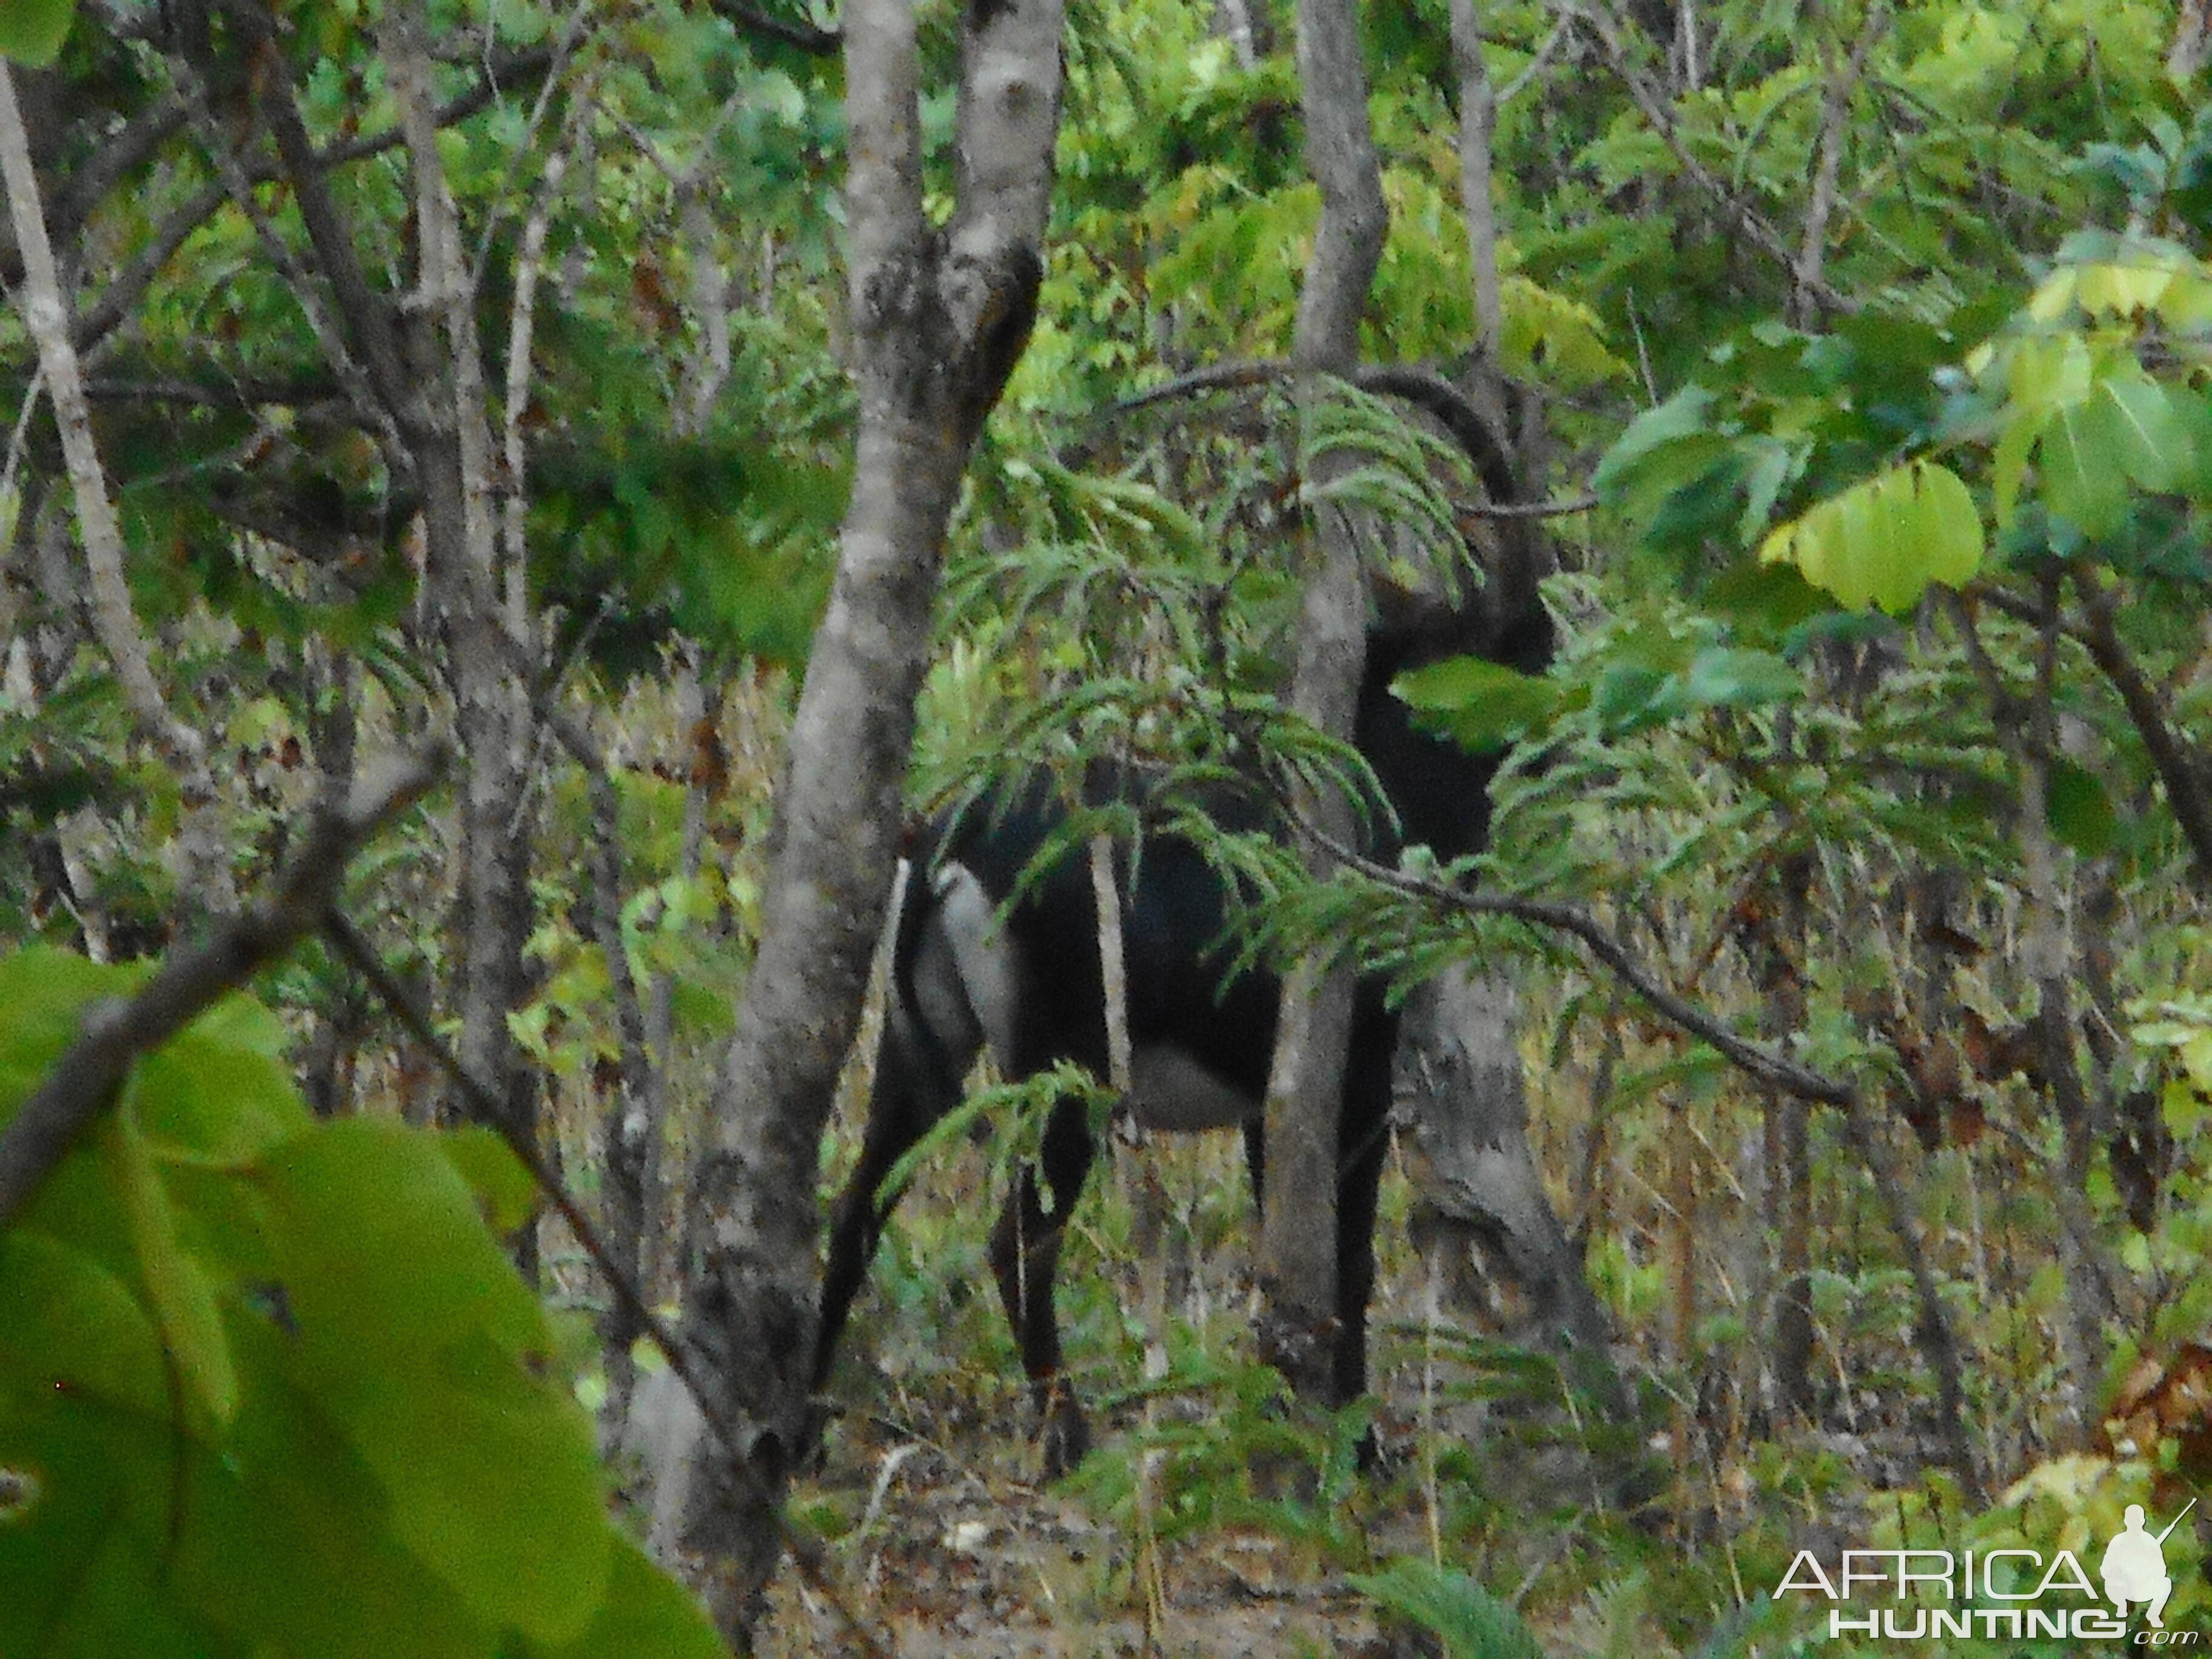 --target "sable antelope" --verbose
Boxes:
[812,378,1553,1474]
